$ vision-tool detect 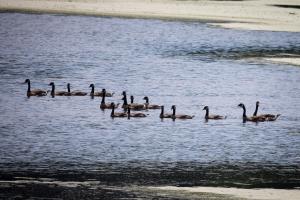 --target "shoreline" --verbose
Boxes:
[0,0,300,33]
